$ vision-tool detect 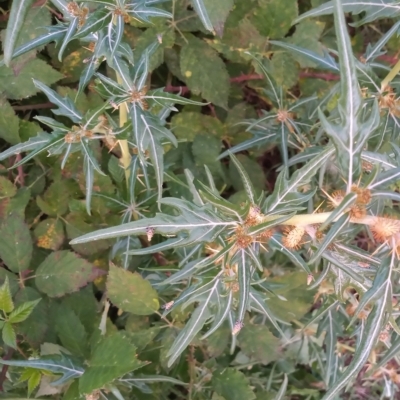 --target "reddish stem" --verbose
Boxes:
[0,348,14,391]
[14,154,25,187]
